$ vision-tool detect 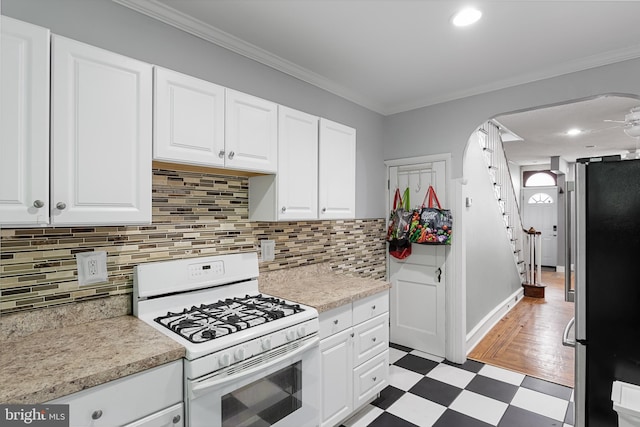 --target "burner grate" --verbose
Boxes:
[154,294,304,343]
